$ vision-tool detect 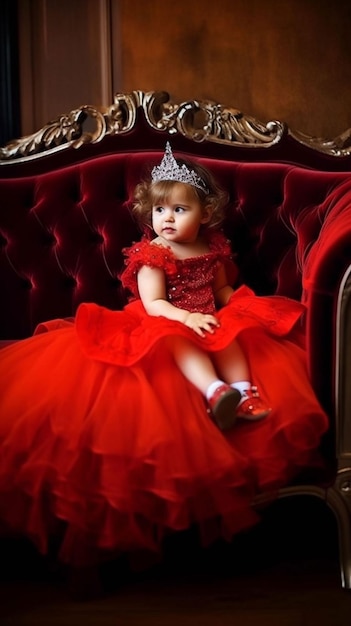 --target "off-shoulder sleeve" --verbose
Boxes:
[121,240,178,299]
[208,230,233,258]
